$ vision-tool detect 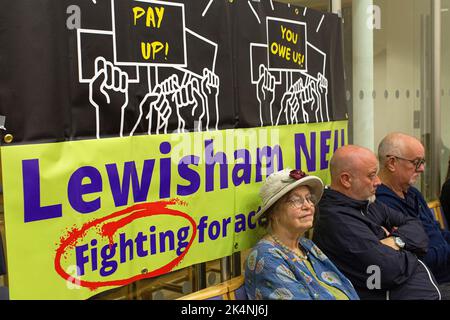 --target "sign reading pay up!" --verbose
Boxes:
[113,0,187,66]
